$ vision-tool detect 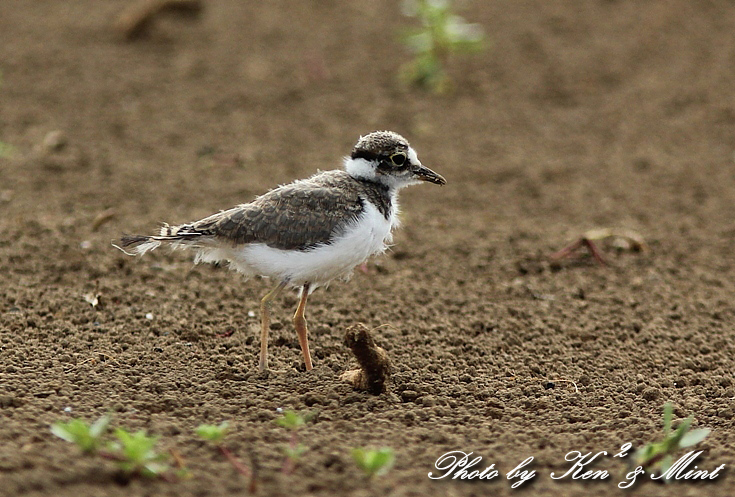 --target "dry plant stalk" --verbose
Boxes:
[550,228,649,265]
